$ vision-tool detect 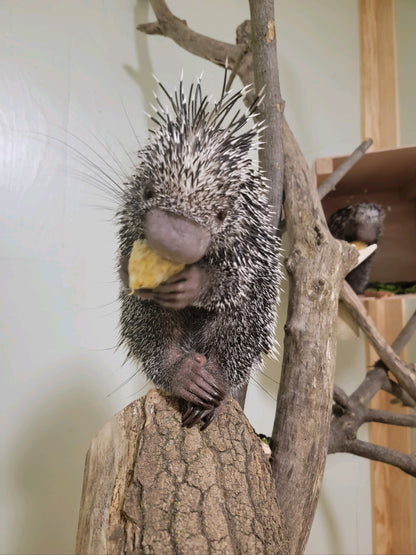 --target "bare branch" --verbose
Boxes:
[364,408,416,427]
[318,138,373,200]
[344,309,416,407]
[271,122,356,554]
[137,21,163,35]
[340,281,416,400]
[138,0,245,68]
[249,0,284,227]
[344,439,416,477]
[330,307,416,472]
[382,378,416,408]
[391,309,416,355]
[333,385,355,411]
[350,366,387,406]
